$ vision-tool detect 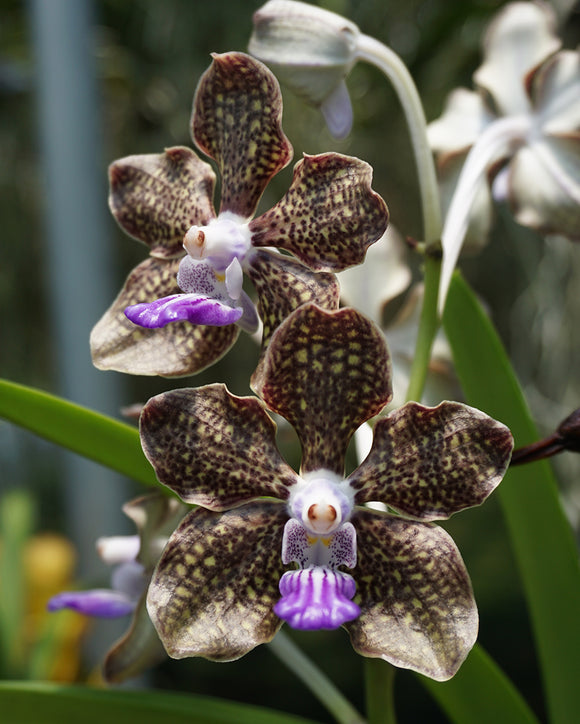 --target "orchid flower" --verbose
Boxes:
[140,303,513,681]
[48,494,185,683]
[91,51,388,377]
[428,1,580,311]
